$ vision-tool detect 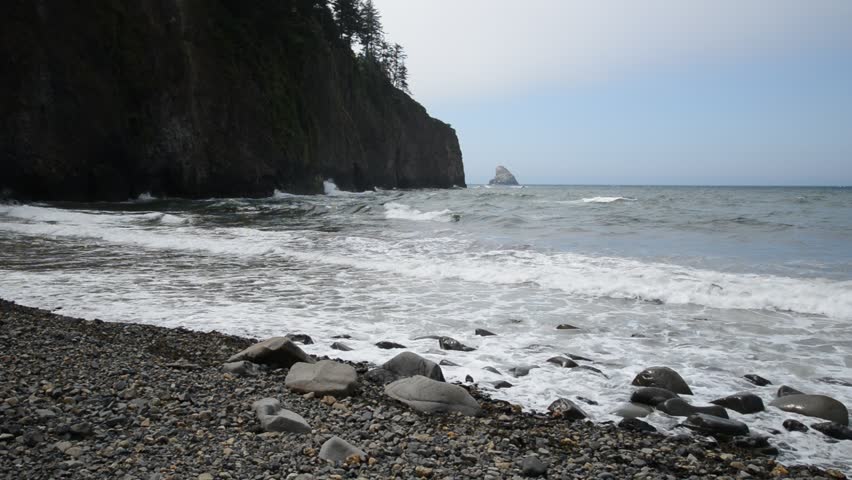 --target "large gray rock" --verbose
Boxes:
[488,165,519,186]
[631,366,693,395]
[711,392,765,414]
[631,387,679,407]
[385,375,481,416]
[769,394,849,425]
[777,385,804,397]
[547,398,588,420]
[285,360,358,398]
[251,398,311,434]
[811,422,852,440]
[222,360,264,377]
[318,436,365,464]
[228,337,312,369]
[657,398,728,419]
[382,352,445,382]
[683,413,749,436]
